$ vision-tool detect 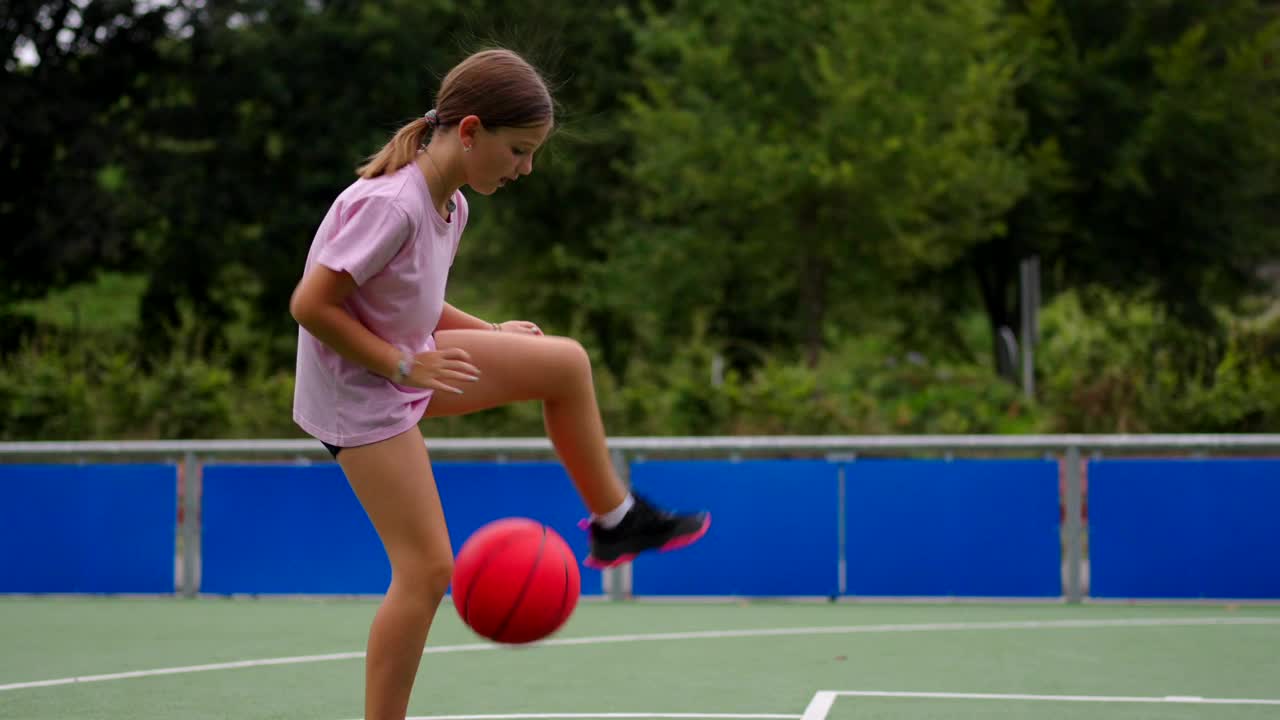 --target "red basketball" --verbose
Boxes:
[452,518,581,644]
